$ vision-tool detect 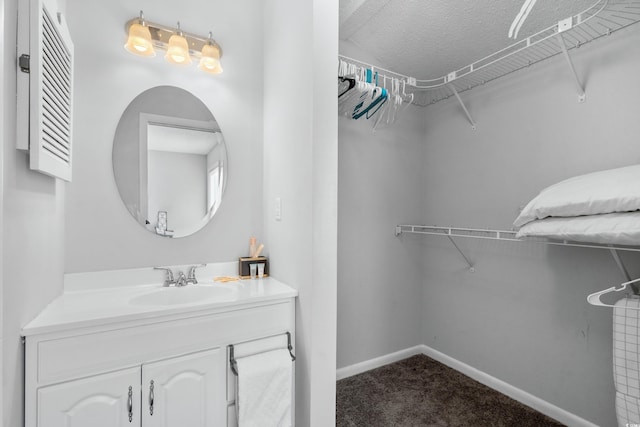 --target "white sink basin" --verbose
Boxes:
[129,285,237,306]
